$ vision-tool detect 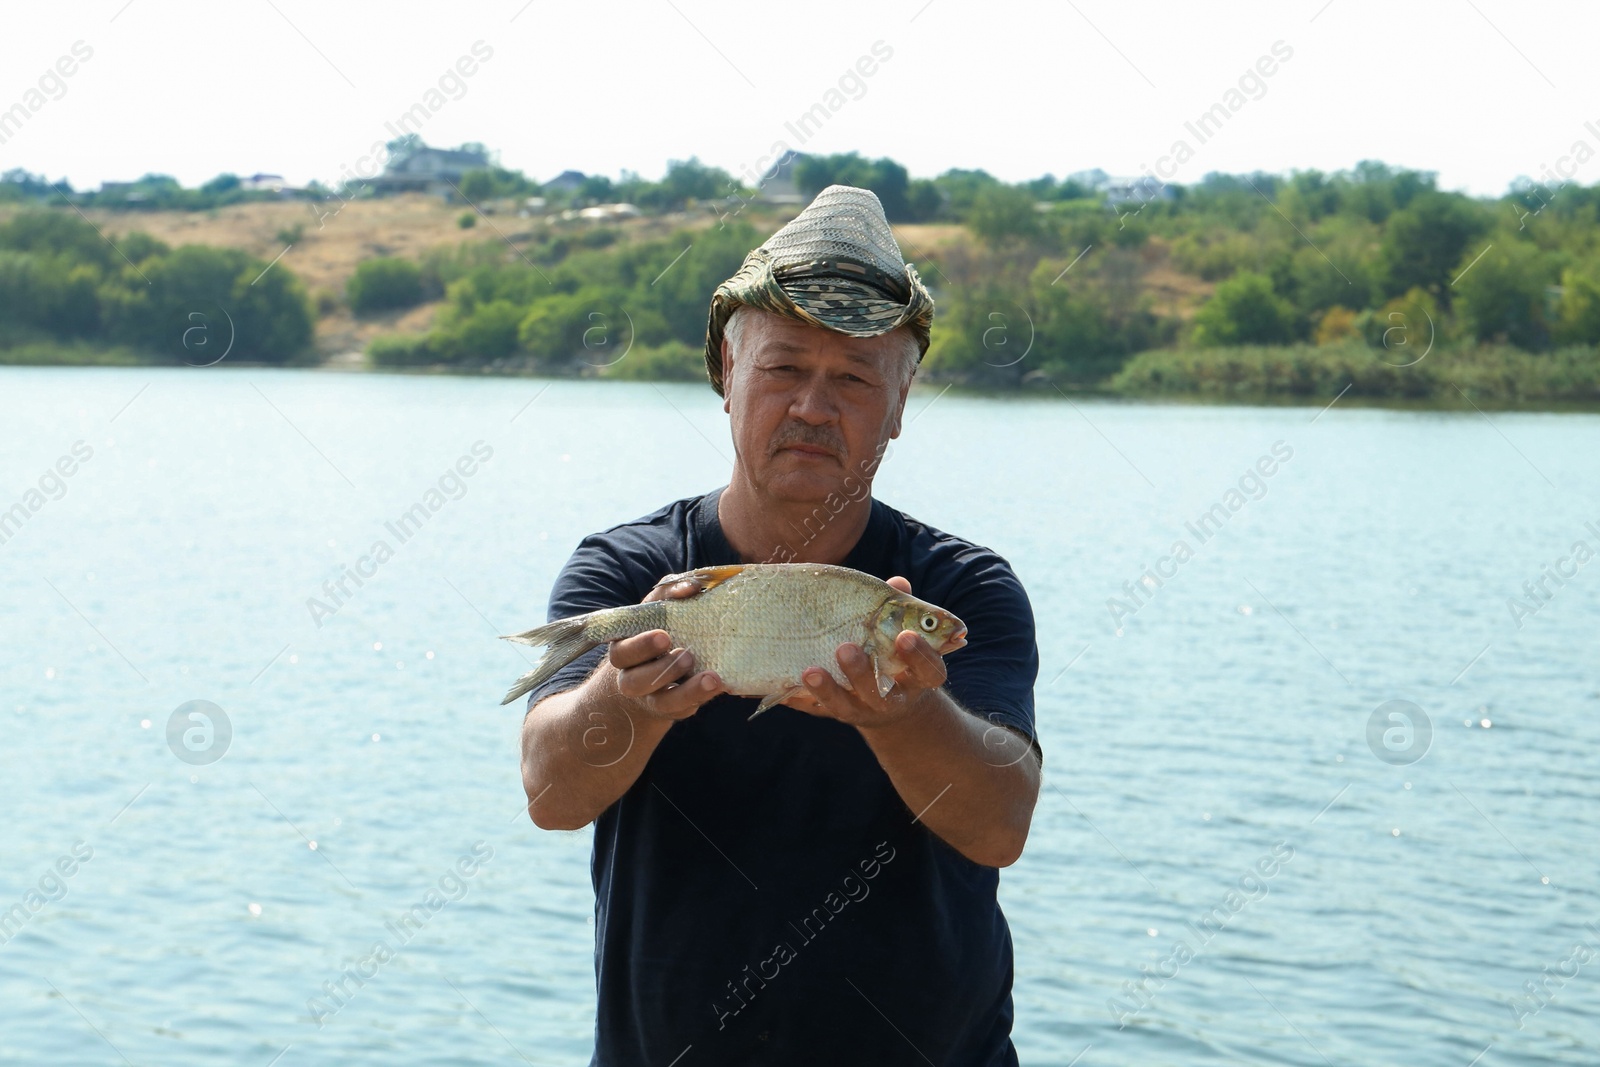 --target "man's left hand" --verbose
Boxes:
[782,576,949,728]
